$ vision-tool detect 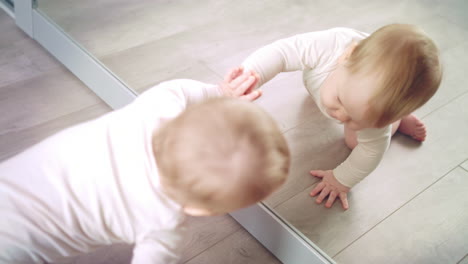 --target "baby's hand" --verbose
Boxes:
[309,170,350,210]
[219,66,262,101]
